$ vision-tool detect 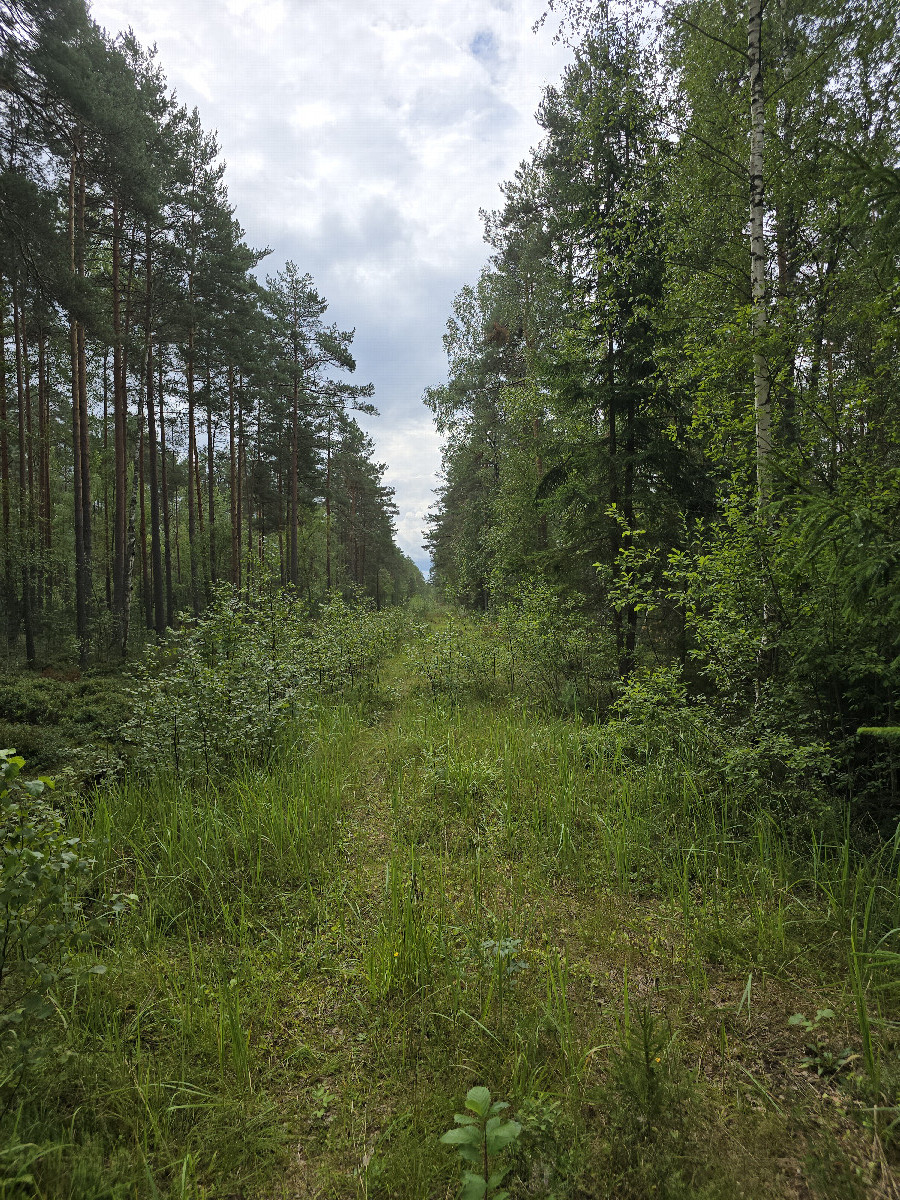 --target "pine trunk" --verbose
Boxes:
[206,378,216,584]
[290,371,299,585]
[121,354,146,658]
[187,319,199,613]
[112,196,127,622]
